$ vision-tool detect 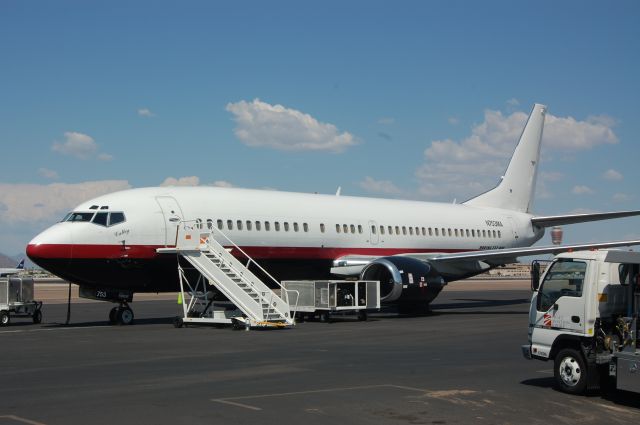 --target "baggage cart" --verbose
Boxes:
[0,276,43,326]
